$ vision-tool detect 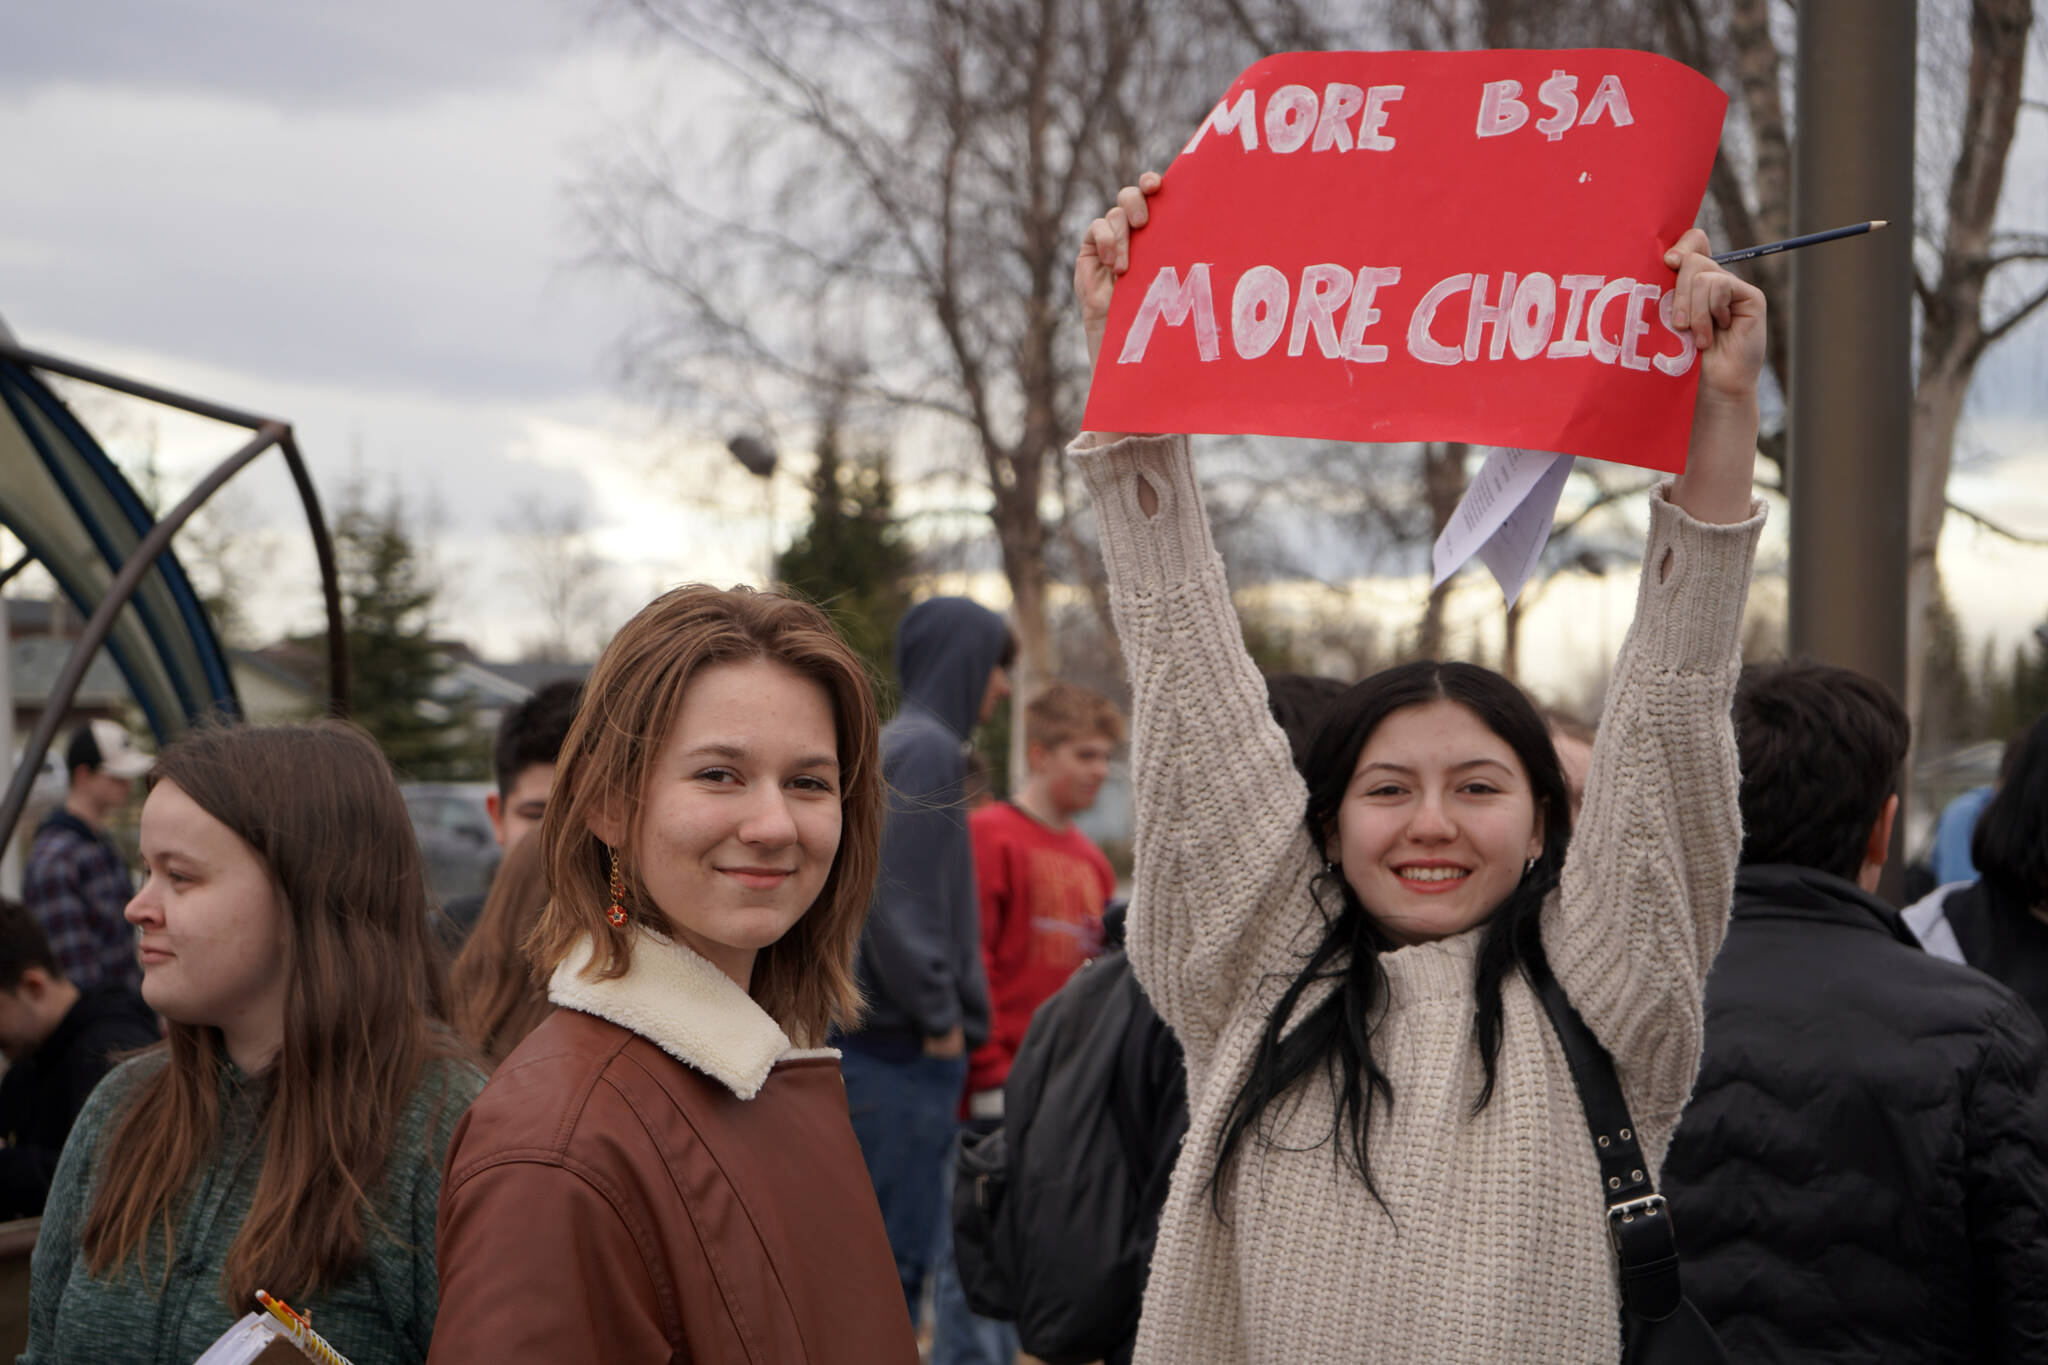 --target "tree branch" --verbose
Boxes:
[1949,496,2048,546]
[1972,273,2048,358]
